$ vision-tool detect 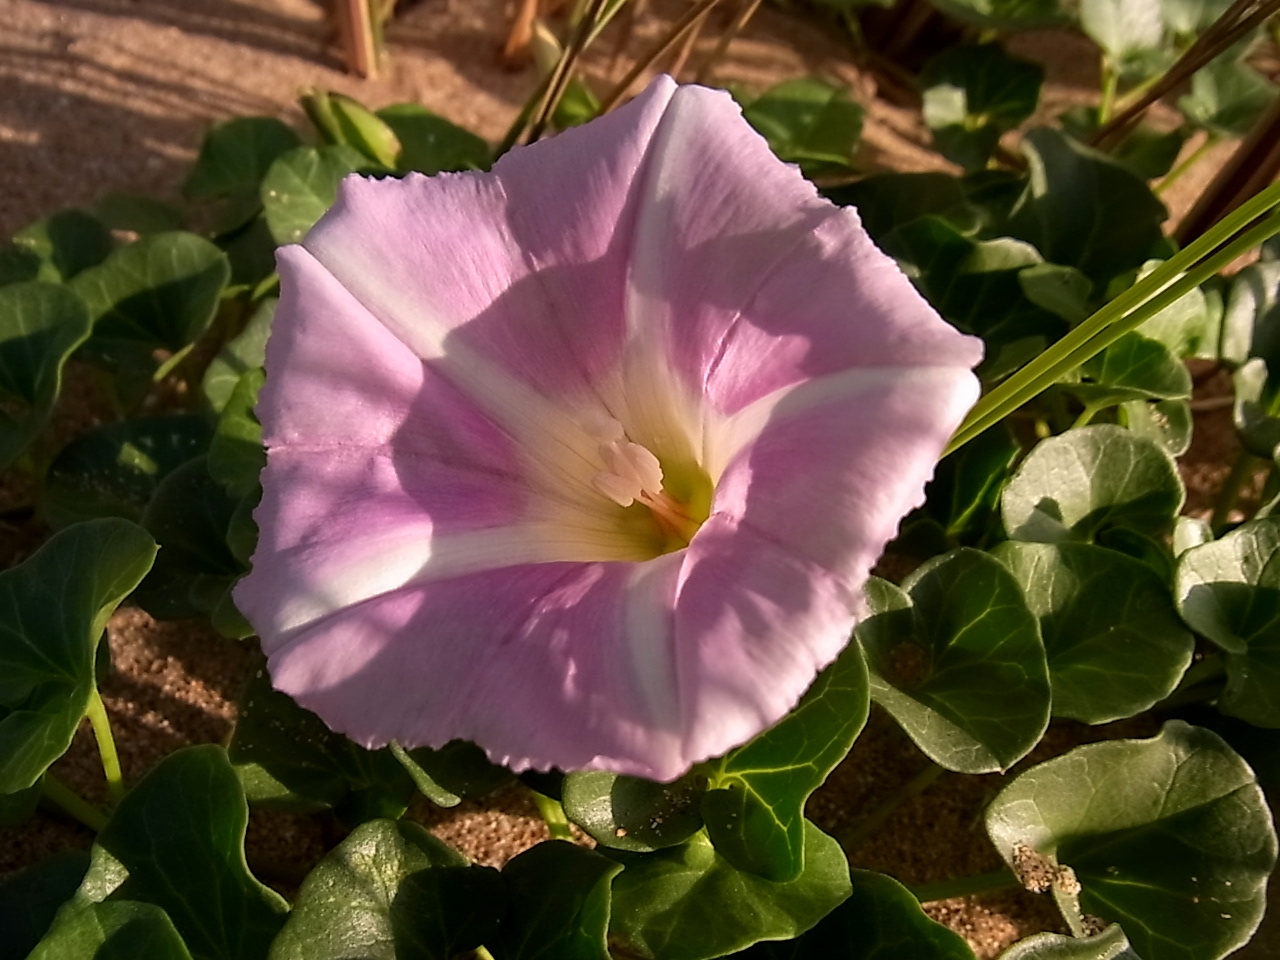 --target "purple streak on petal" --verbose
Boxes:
[266,557,692,780]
